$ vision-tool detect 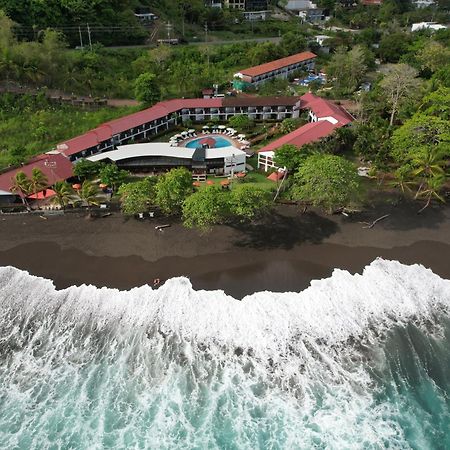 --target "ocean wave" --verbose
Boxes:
[0,260,449,449]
